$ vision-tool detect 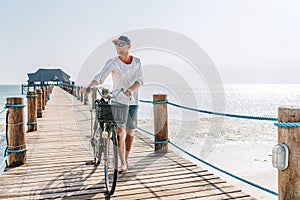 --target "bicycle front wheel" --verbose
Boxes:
[104,126,118,196]
[91,120,103,166]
